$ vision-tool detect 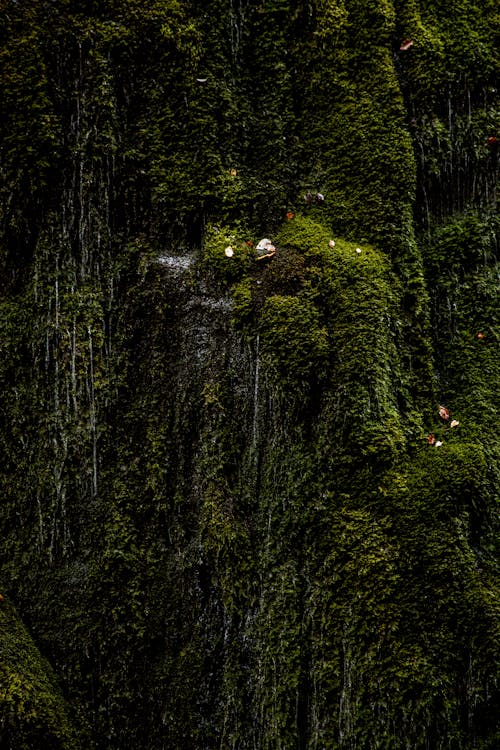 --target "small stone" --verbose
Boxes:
[255,238,276,261]
[225,246,234,257]
[256,238,273,251]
